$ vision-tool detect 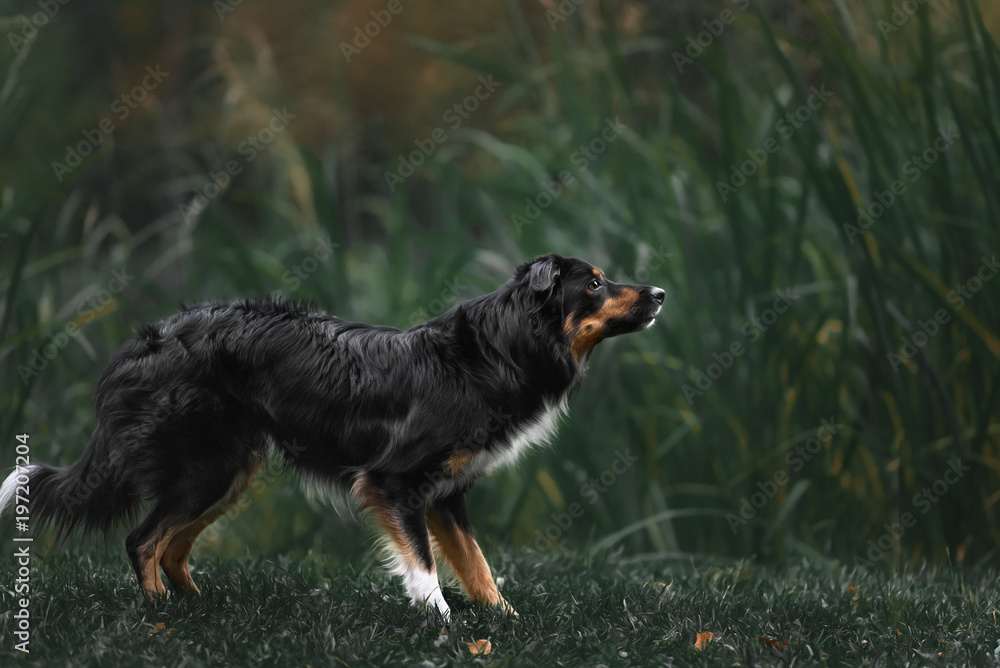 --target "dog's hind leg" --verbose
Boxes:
[353,474,450,620]
[126,457,263,598]
[427,492,515,615]
[160,459,263,595]
[125,505,184,597]
[159,515,224,595]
